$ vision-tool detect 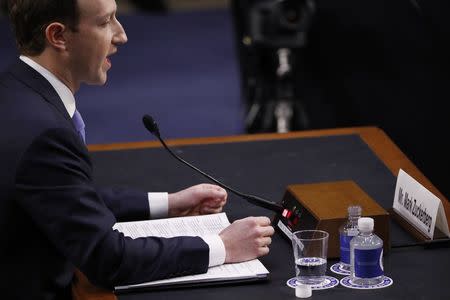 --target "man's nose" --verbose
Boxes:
[113,20,128,45]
